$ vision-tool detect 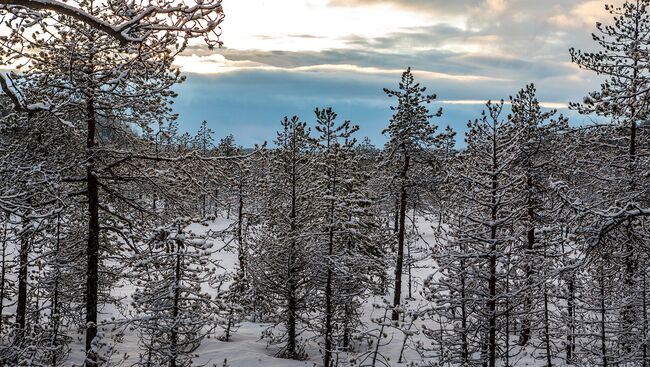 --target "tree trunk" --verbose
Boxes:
[0,219,7,337]
[51,214,62,367]
[407,201,415,300]
[487,243,497,367]
[85,94,101,367]
[460,245,469,364]
[323,156,337,367]
[170,234,183,367]
[520,173,535,346]
[566,275,575,364]
[214,187,219,217]
[223,308,234,342]
[487,129,498,367]
[623,20,639,353]
[286,137,299,359]
[505,257,510,367]
[15,215,29,342]
[342,303,351,350]
[641,267,648,367]
[544,285,551,367]
[392,154,410,321]
[237,171,246,284]
[600,270,608,367]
